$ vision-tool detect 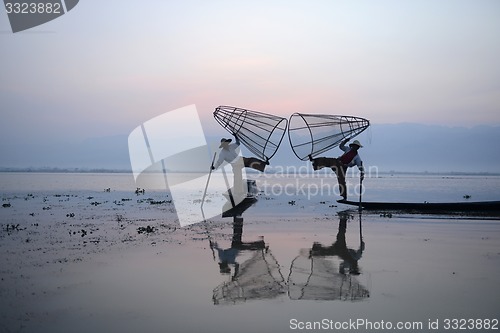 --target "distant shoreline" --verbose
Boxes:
[0,168,132,174]
[0,168,499,176]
